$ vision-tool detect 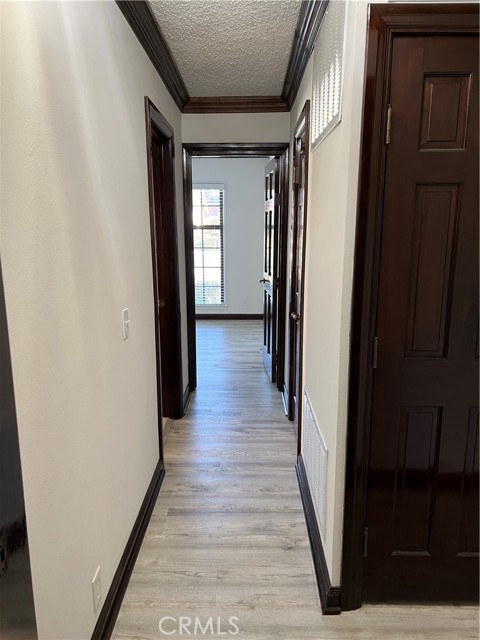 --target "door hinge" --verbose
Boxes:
[372,336,378,369]
[385,104,392,145]
[293,166,301,185]
[363,526,369,558]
